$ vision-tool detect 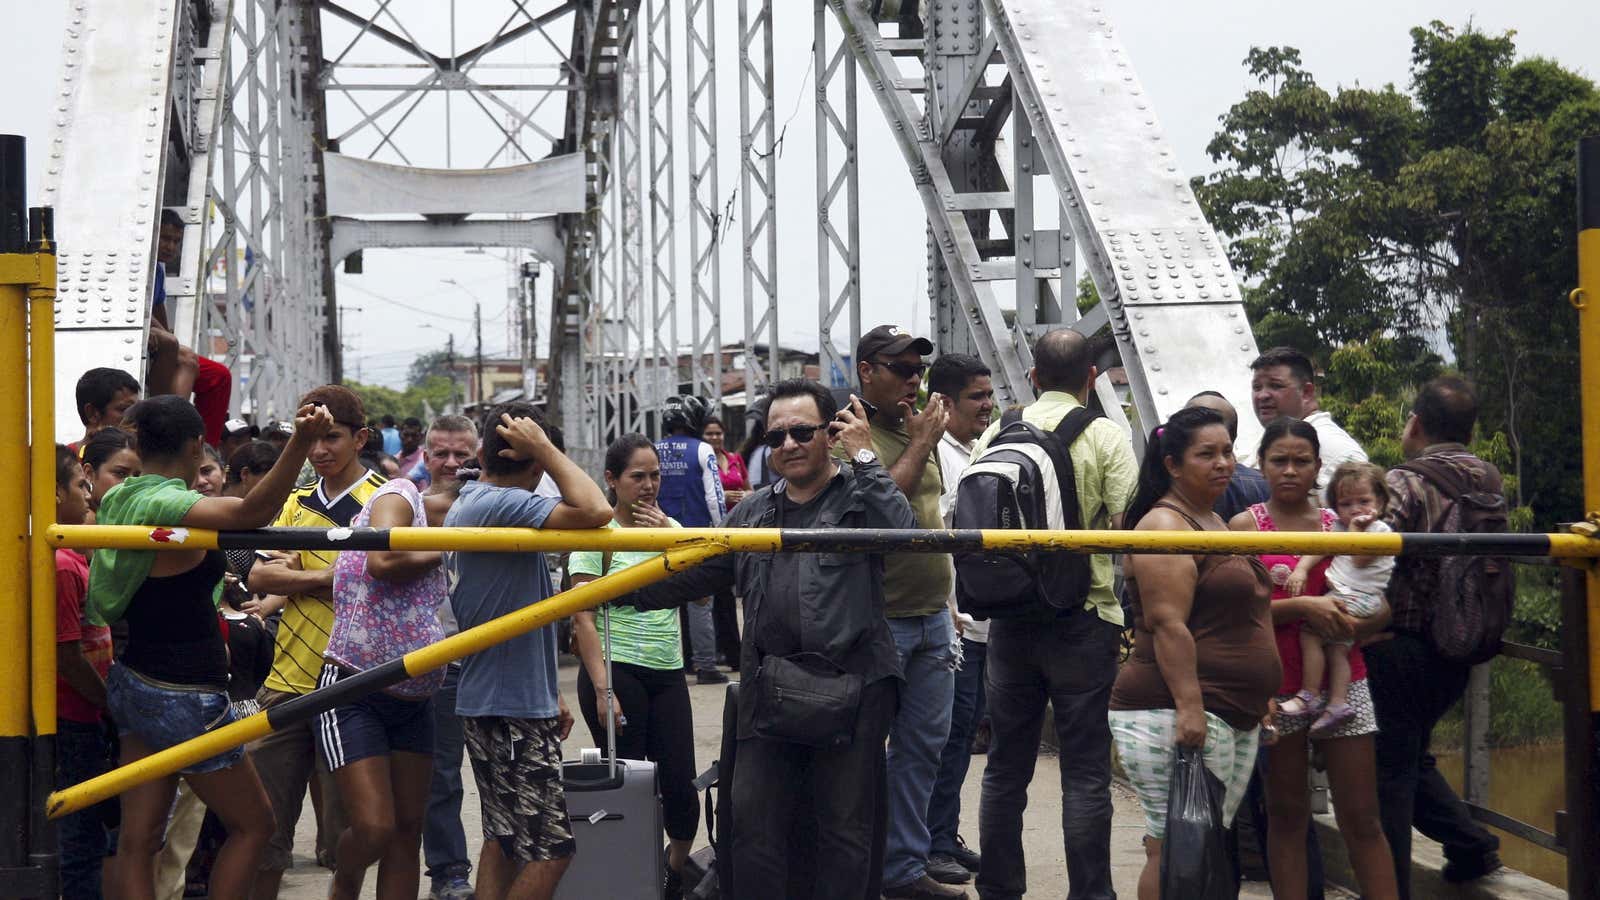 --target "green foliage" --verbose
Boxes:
[346,375,460,423]
[1197,22,1600,529]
